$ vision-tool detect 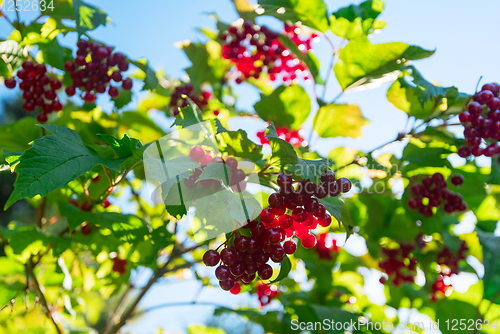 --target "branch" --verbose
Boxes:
[26,257,65,334]
[35,197,47,229]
